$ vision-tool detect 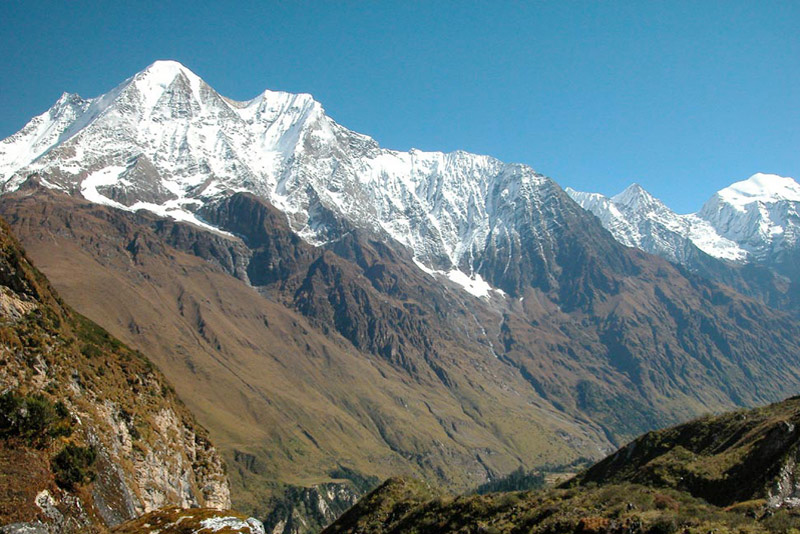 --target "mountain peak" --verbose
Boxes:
[611,182,661,211]
[127,59,208,102]
[716,173,800,208]
[139,59,196,80]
